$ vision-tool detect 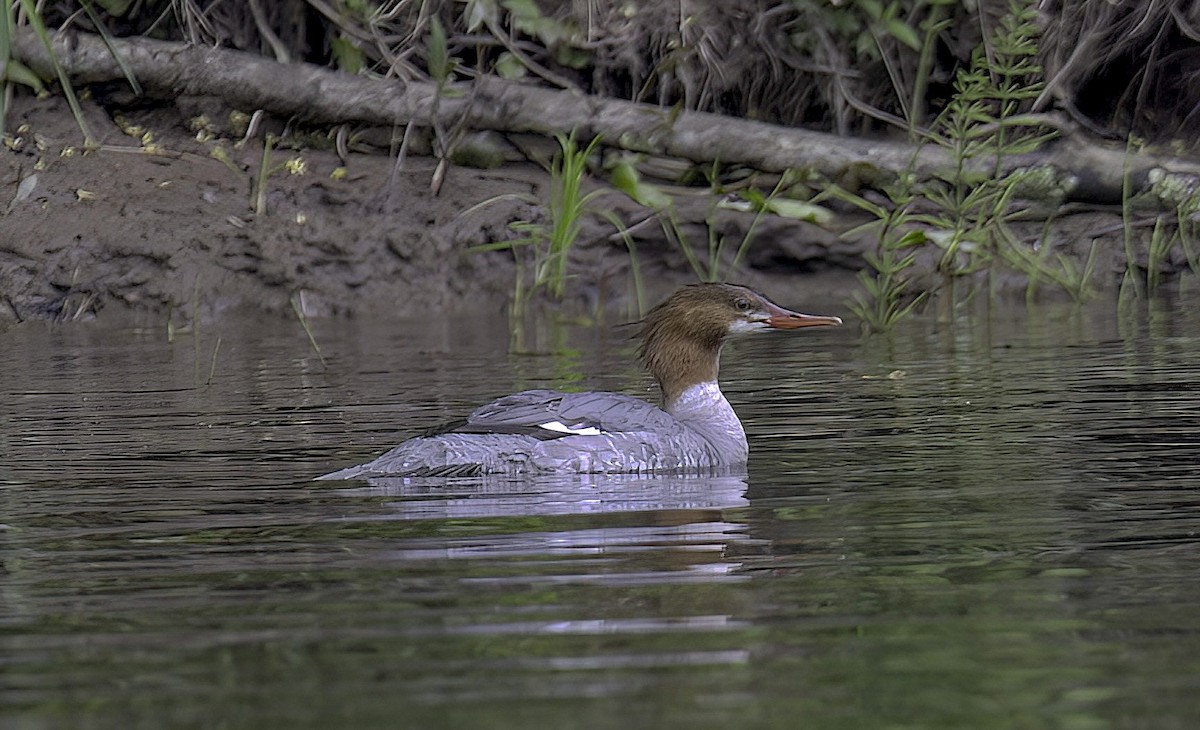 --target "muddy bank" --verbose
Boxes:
[0,95,875,326]
[5,92,1172,329]
[0,95,536,323]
